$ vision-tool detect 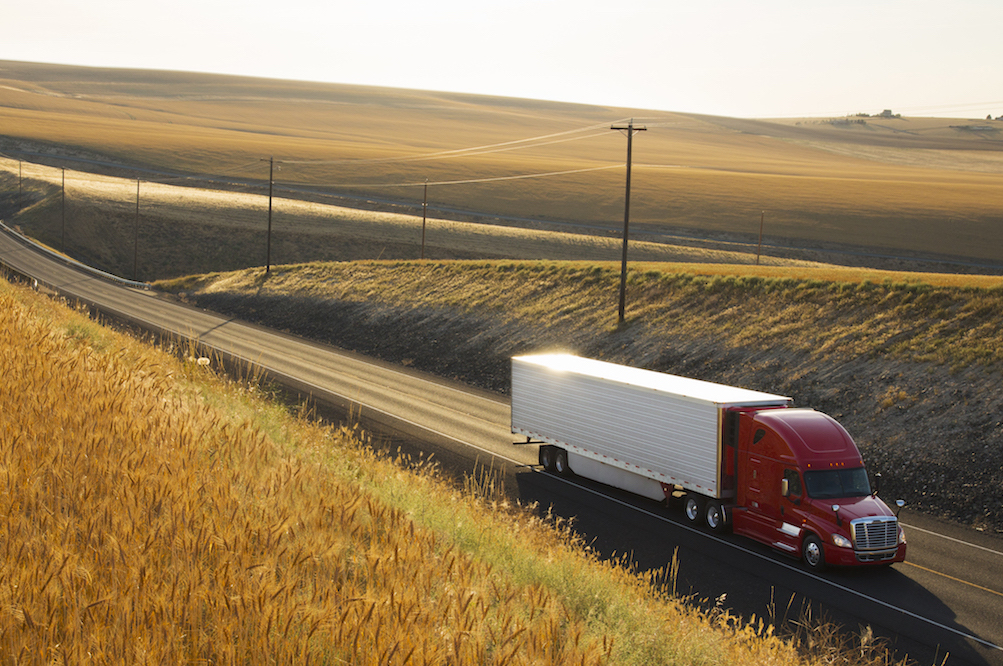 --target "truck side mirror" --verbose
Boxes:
[895,499,905,517]
[781,478,789,497]
[872,472,882,496]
